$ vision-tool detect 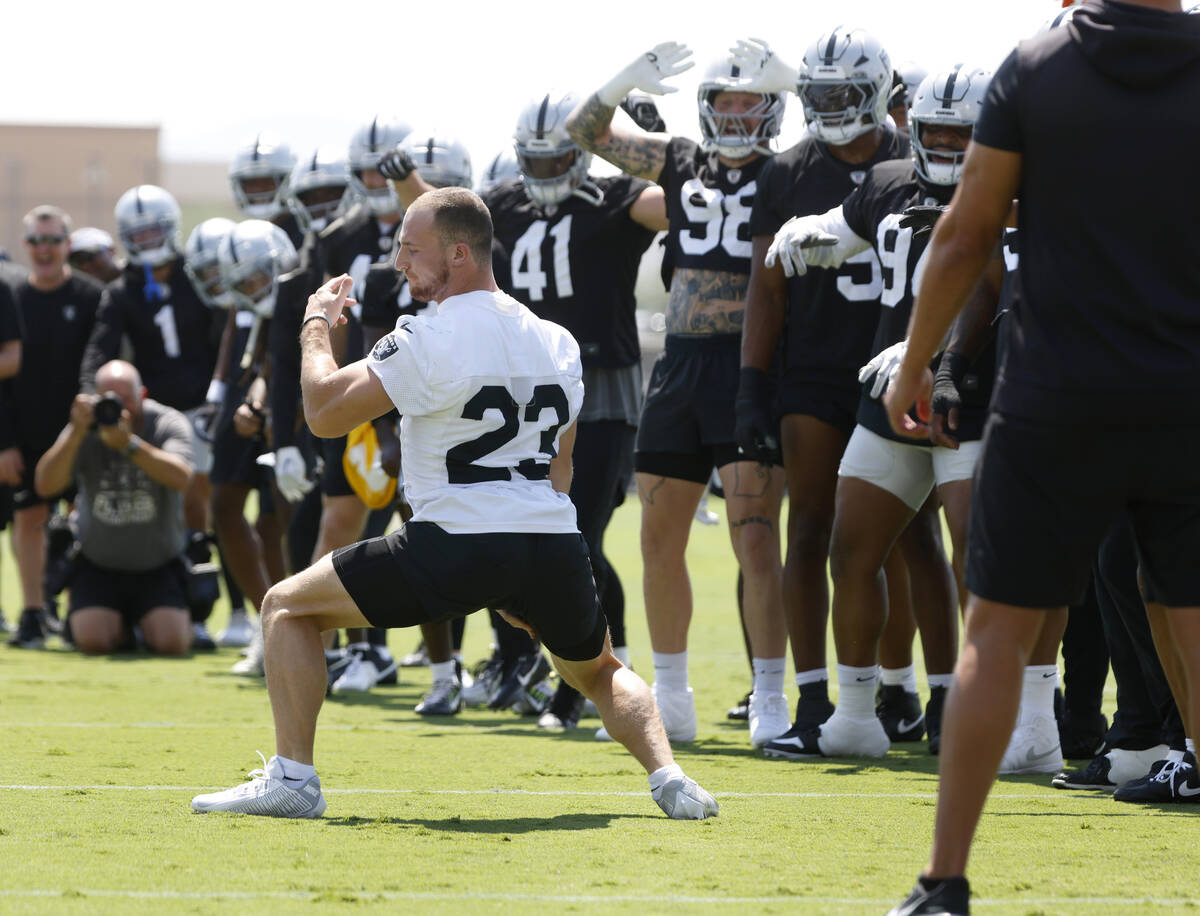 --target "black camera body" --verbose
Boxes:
[93,391,124,427]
